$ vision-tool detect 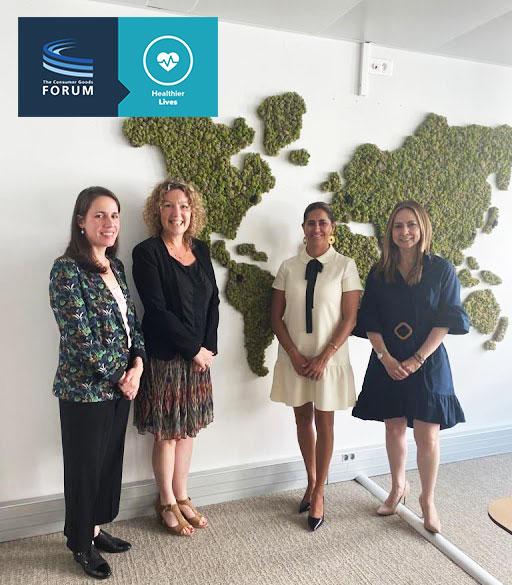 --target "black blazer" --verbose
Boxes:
[132,236,219,361]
